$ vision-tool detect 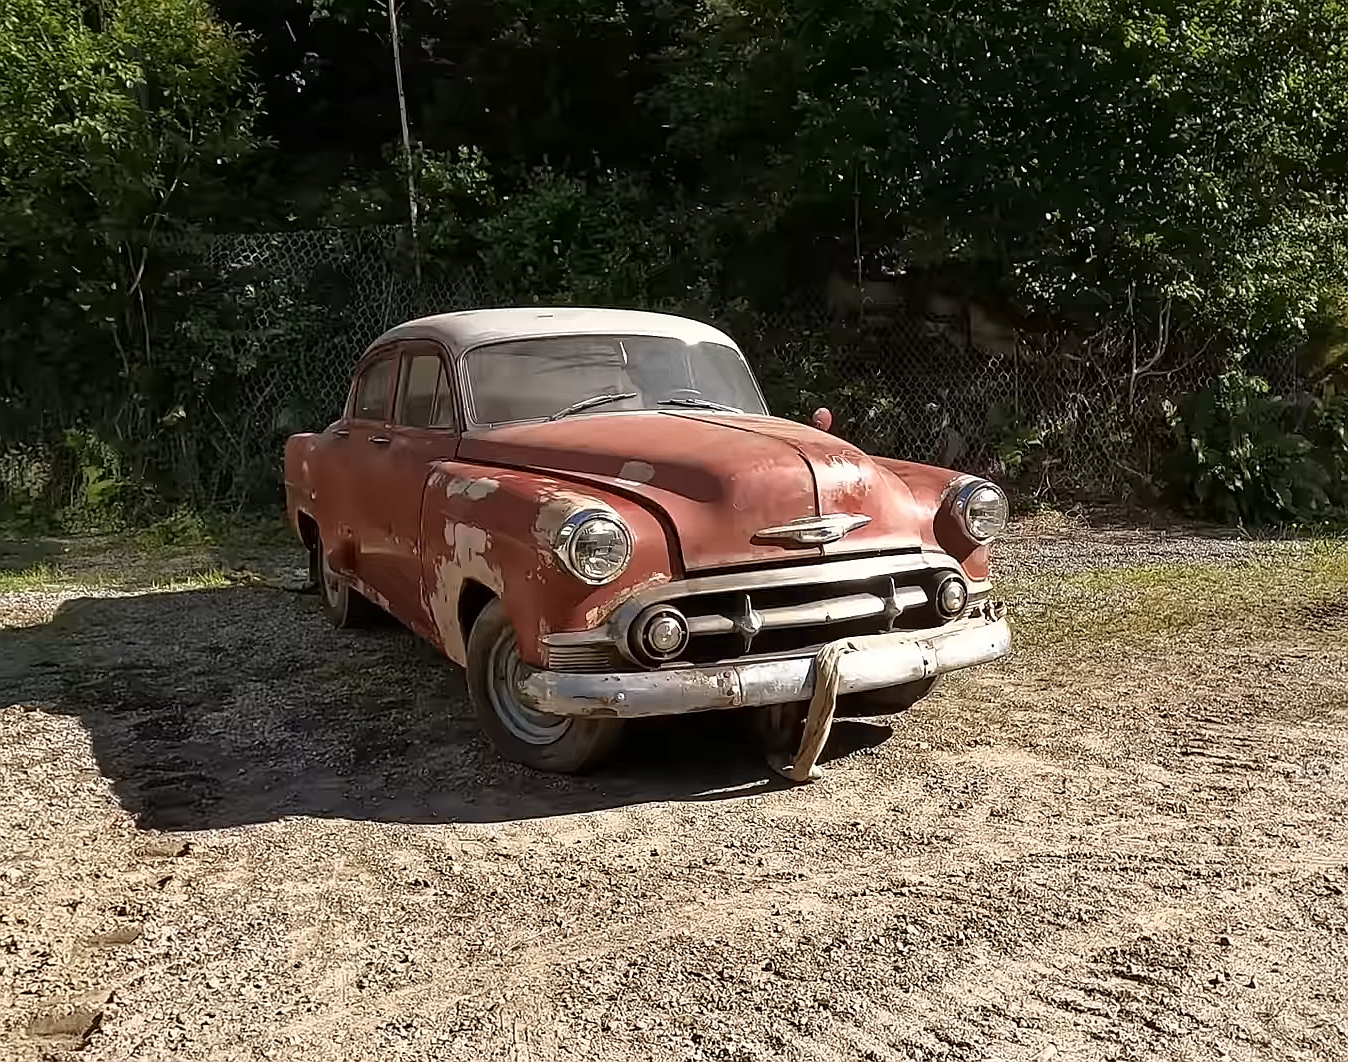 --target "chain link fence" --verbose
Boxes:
[733,306,1284,498]
[179,226,1306,503]
[2,224,1306,513]
[154,226,493,504]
